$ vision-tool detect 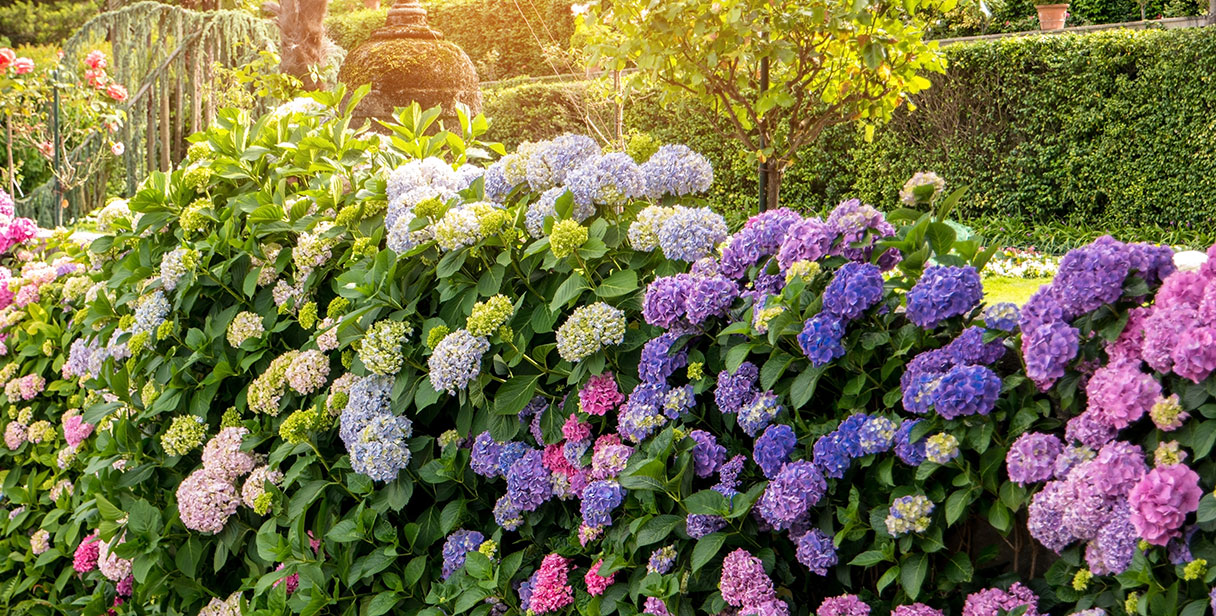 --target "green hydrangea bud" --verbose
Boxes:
[477,208,509,237]
[414,197,445,220]
[221,406,242,428]
[785,260,821,284]
[279,408,315,445]
[467,295,513,337]
[1071,569,1092,591]
[180,199,213,236]
[161,415,207,456]
[1184,559,1208,581]
[361,199,387,220]
[157,320,174,341]
[438,429,461,448]
[183,167,212,191]
[359,321,412,376]
[118,315,136,330]
[497,325,513,341]
[127,331,150,355]
[326,391,349,416]
[186,142,212,162]
[426,325,450,350]
[41,340,53,356]
[687,362,704,381]
[142,381,160,407]
[298,301,318,330]
[327,297,350,319]
[1125,592,1139,614]
[253,491,273,515]
[550,220,588,259]
[341,349,353,369]
[353,237,378,259]
[16,407,32,424]
[478,539,497,559]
